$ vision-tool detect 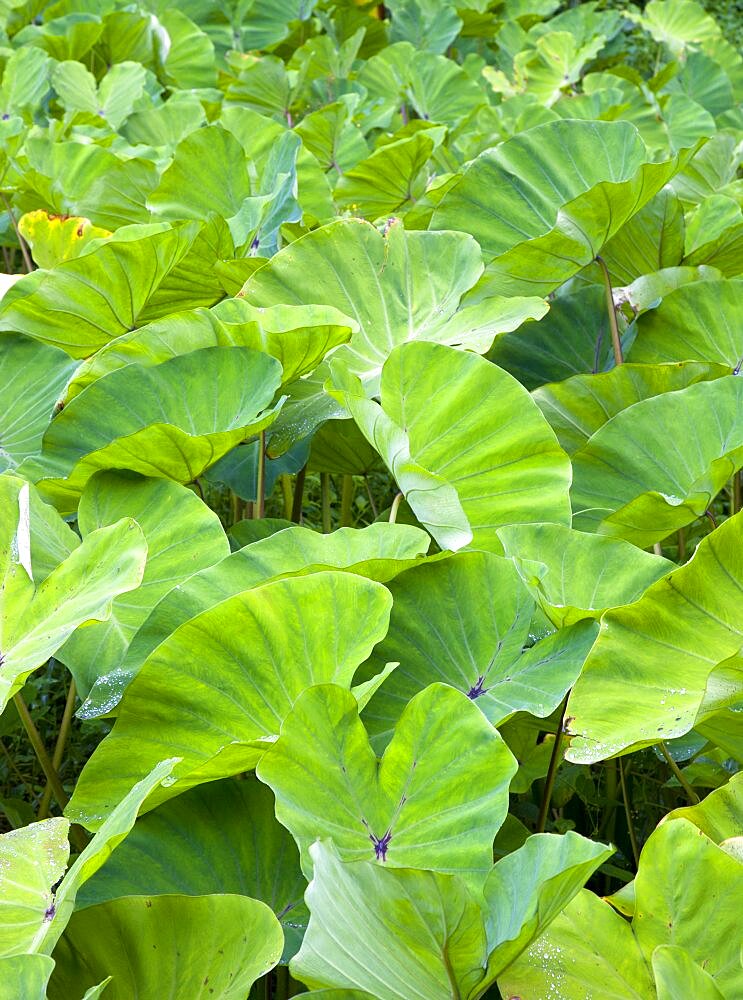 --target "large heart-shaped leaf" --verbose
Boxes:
[76,777,308,962]
[566,511,743,763]
[67,572,393,827]
[0,475,146,715]
[571,375,743,545]
[240,218,547,390]
[57,473,228,696]
[431,119,687,296]
[79,522,428,719]
[358,551,598,744]
[257,682,517,882]
[0,223,221,358]
[0,955,56,1000]
[22,346,282,514]
[653,945,728,1000]
[333,341,572,552]
[49,894,283,1000]
[498,523,673,626]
